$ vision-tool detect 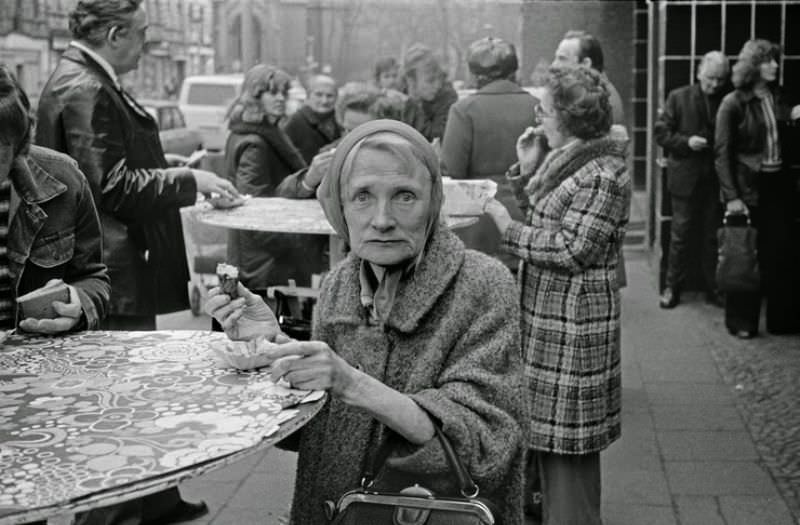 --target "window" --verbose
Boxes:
[186,84,238,106]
